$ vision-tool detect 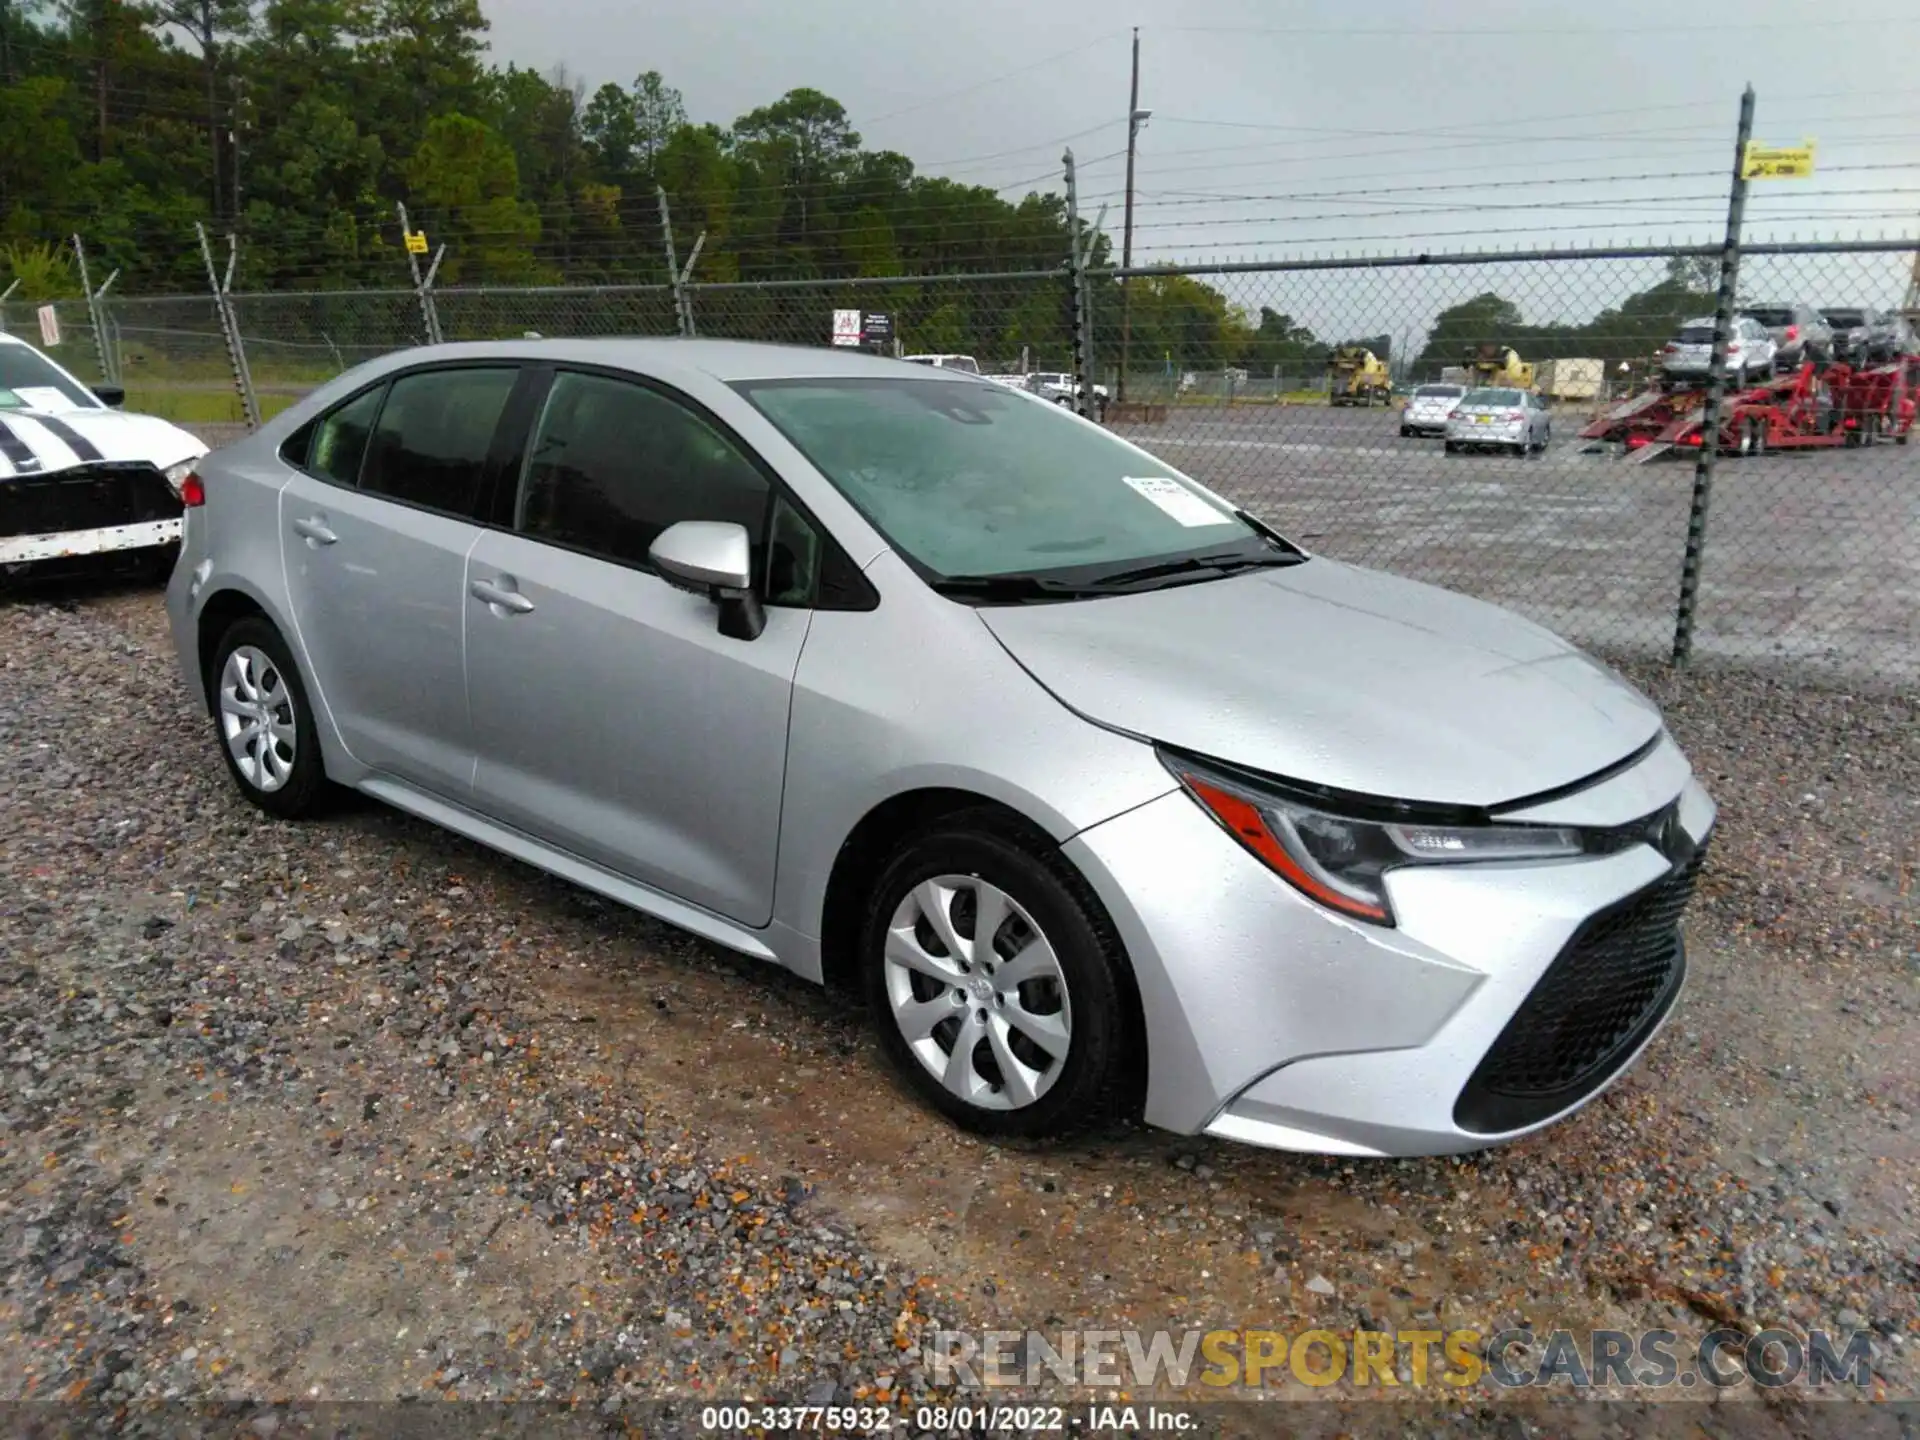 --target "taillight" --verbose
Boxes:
[1663,342,1679,352]
[180,473,206,507]
[1785,325,1799,341]
[1728,342,1742,353]
[1501,410,1523,421]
